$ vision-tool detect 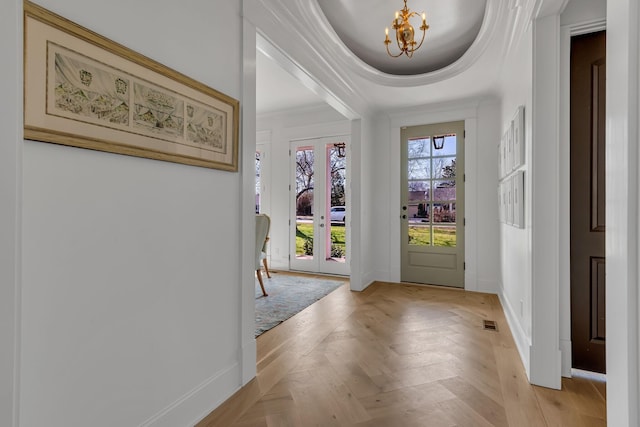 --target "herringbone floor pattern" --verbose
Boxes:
[198,281,606,427]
